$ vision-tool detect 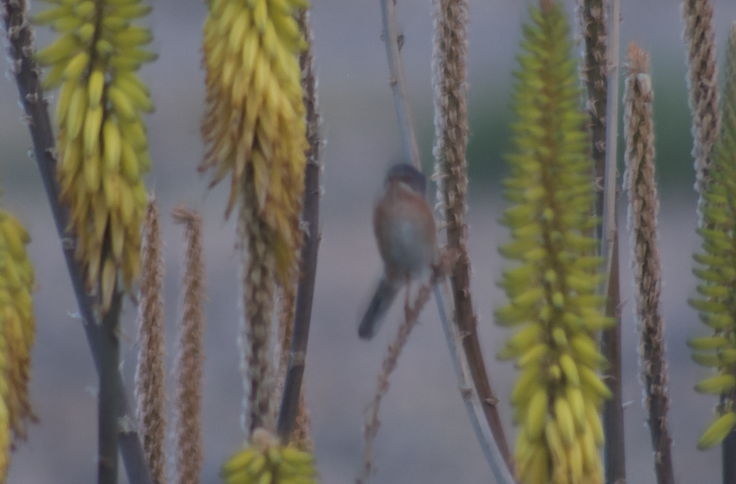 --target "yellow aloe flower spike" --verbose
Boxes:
[0,209,37,481]
[33,0,155,312]
[200,0,309,284]
[221,428,319,484]
[496,3,610,483]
